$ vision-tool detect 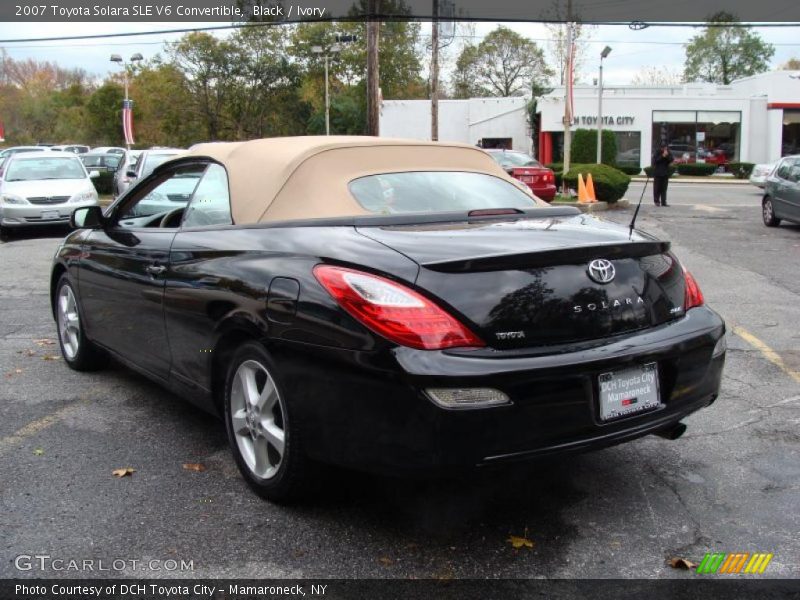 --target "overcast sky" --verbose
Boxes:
[0,21,798,86]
